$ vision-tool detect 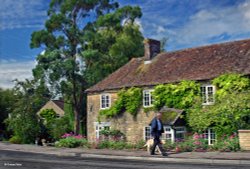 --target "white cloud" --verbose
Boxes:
[157,26,166,34]
[167,1,250,49]
[134,18,144,32]
[133,0,250,50]
[0,60,35,89]
[0,0,47,30]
